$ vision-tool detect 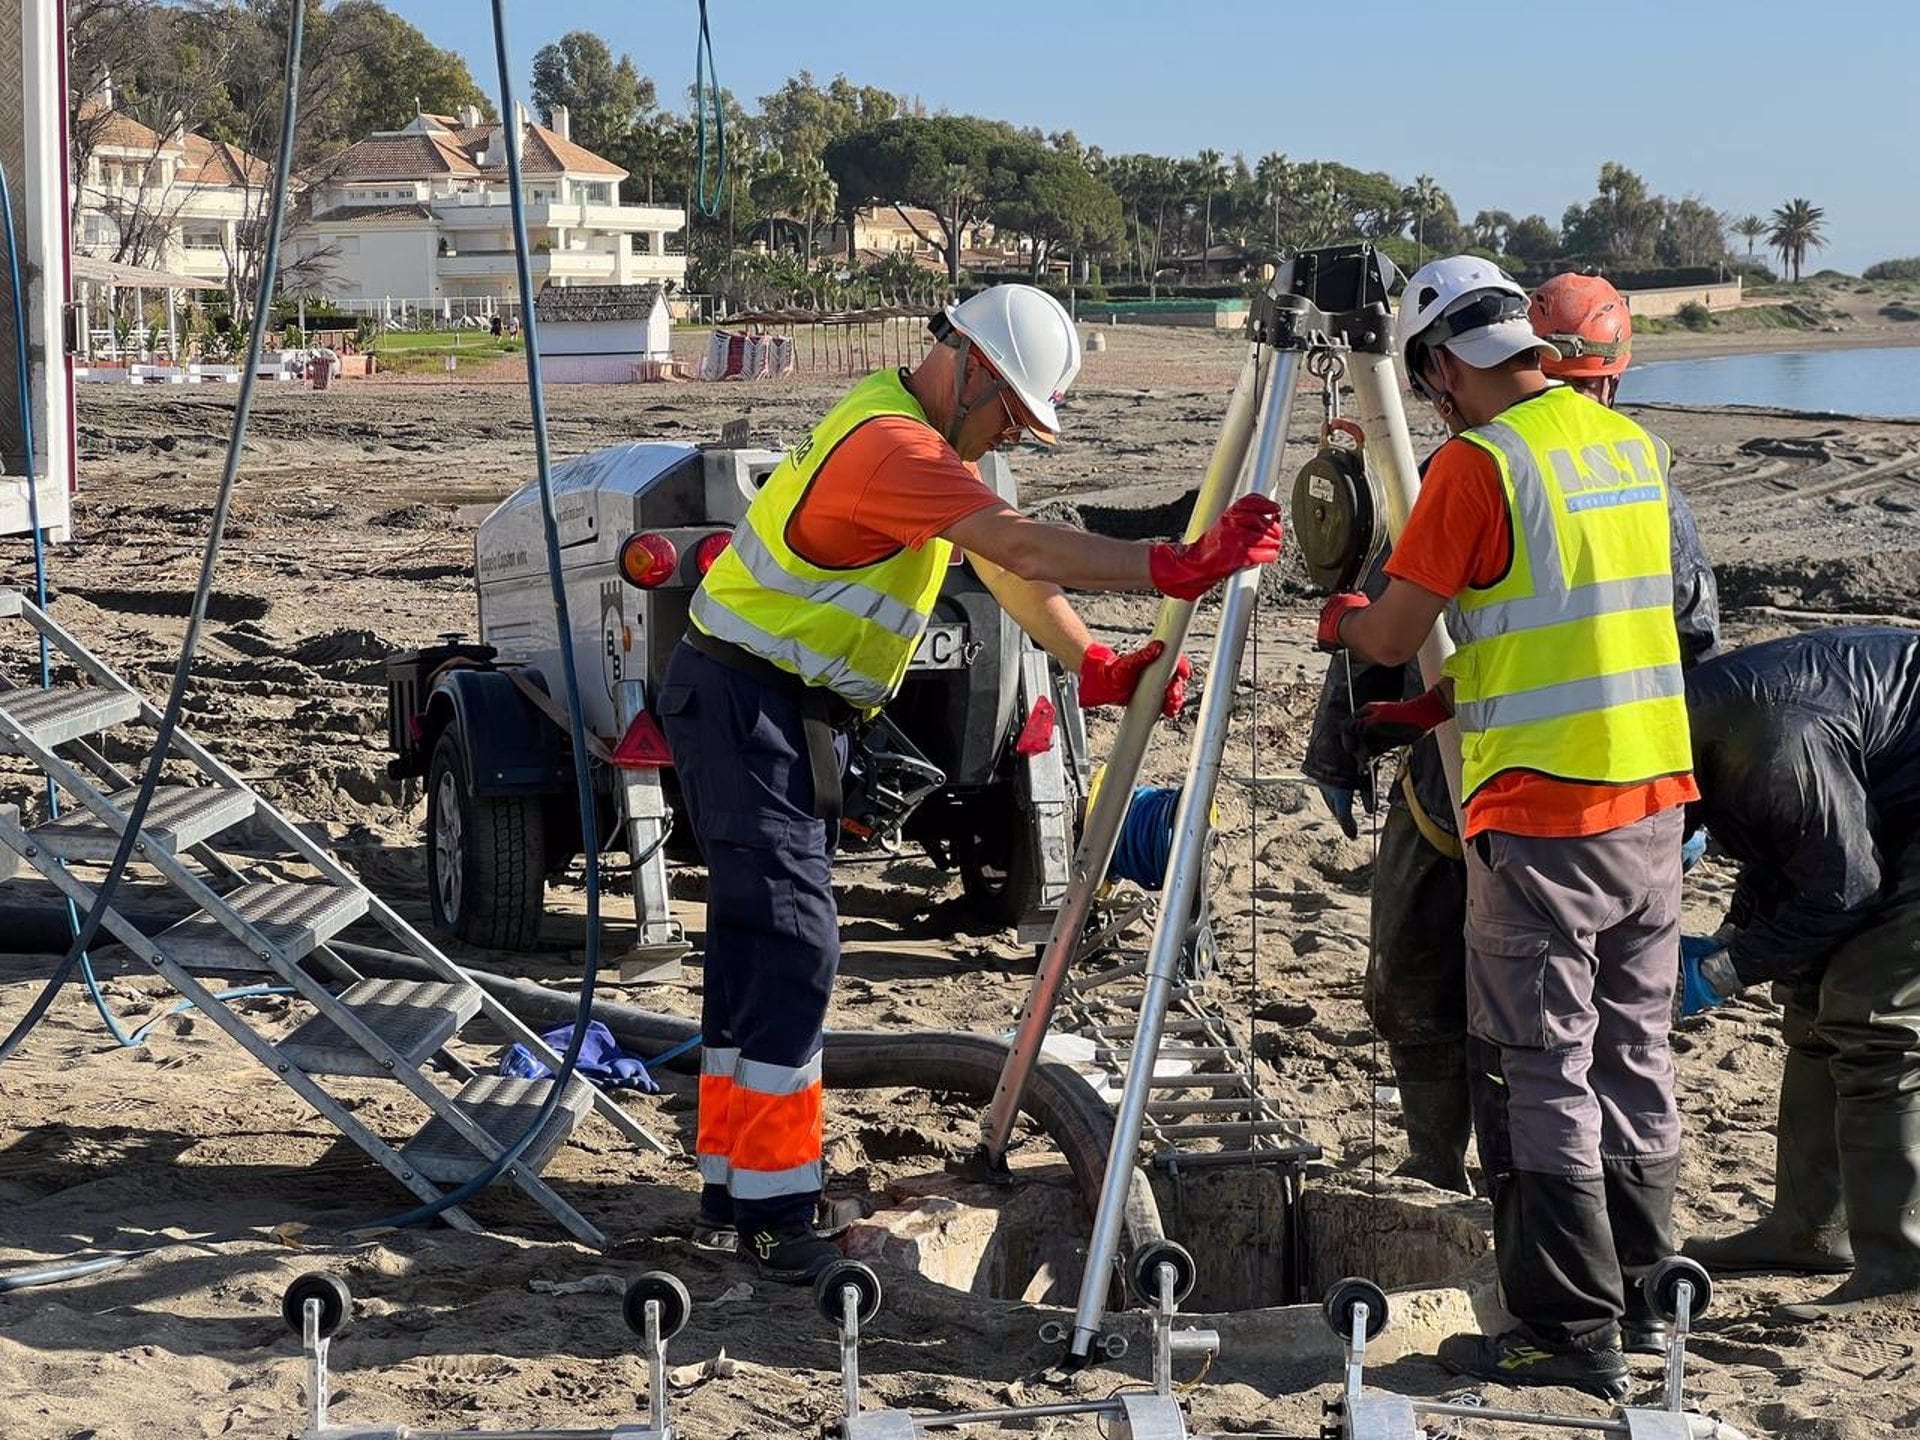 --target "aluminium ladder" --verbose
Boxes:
[0,587,669,1249]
